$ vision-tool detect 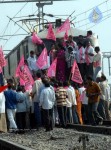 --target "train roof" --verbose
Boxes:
[37,27,87,38]
[5,27,88,58]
